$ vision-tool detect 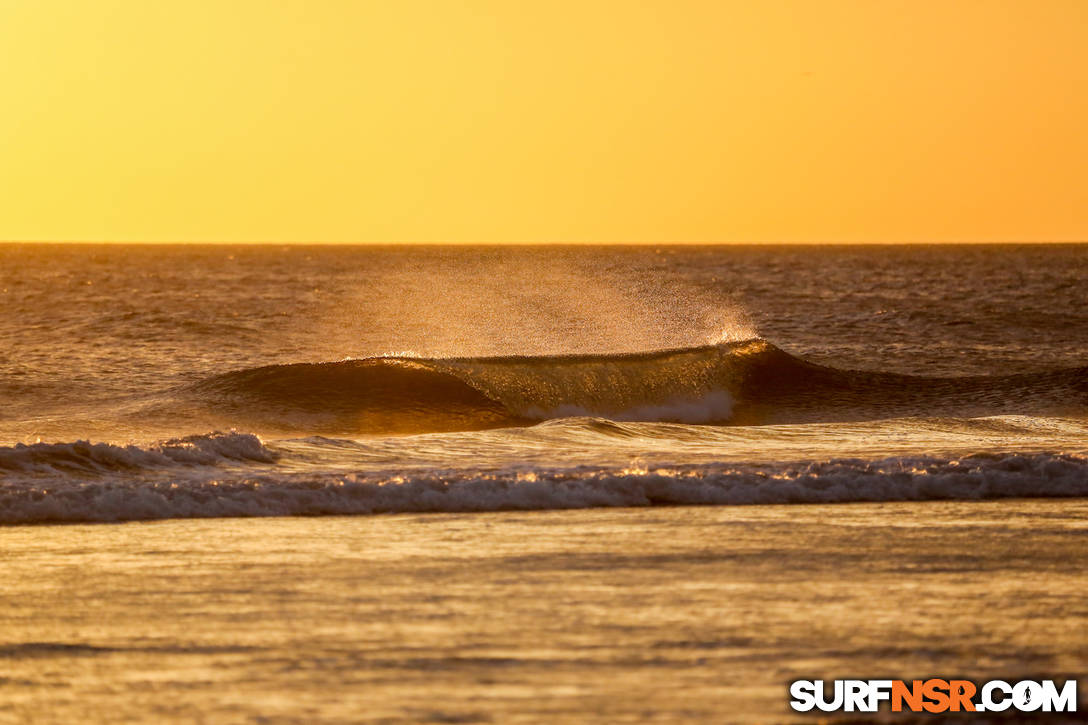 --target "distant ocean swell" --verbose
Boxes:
[182,339,1088,434]
[1,441,1086,524]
